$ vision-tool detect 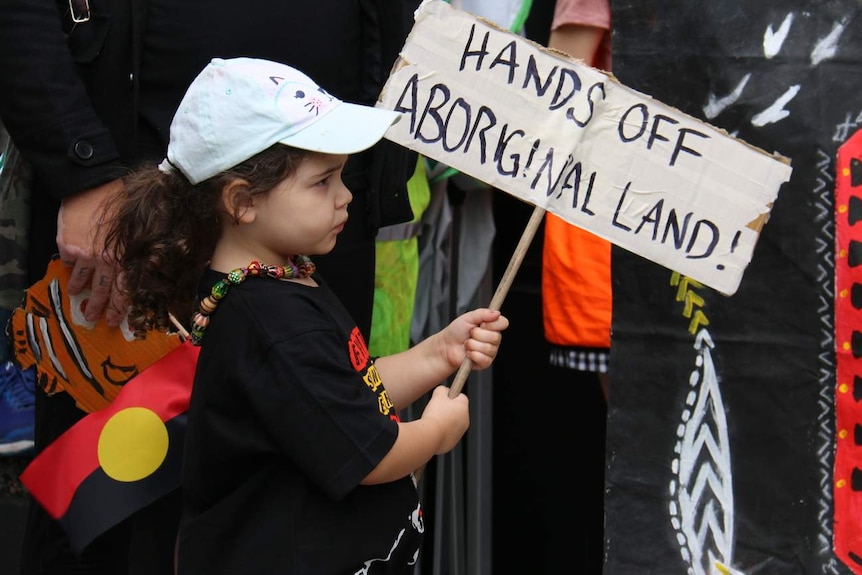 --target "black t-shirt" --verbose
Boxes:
[177,270,422,574]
